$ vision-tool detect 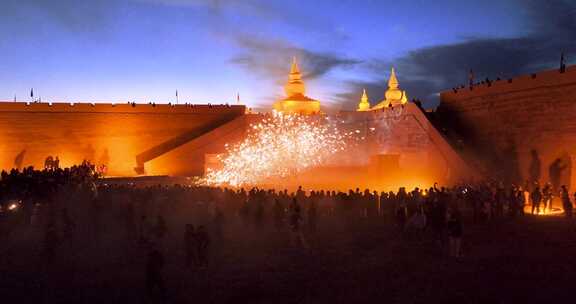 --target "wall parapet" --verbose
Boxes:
[440,64,576,103]
[0,102,245,115]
